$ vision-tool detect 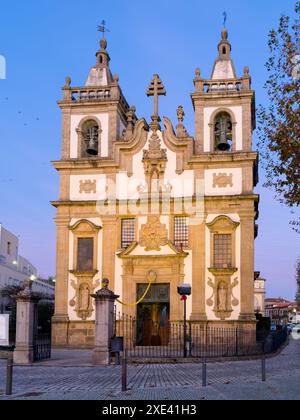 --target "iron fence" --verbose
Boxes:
[33,334,51,362]
[115,313,288,360]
